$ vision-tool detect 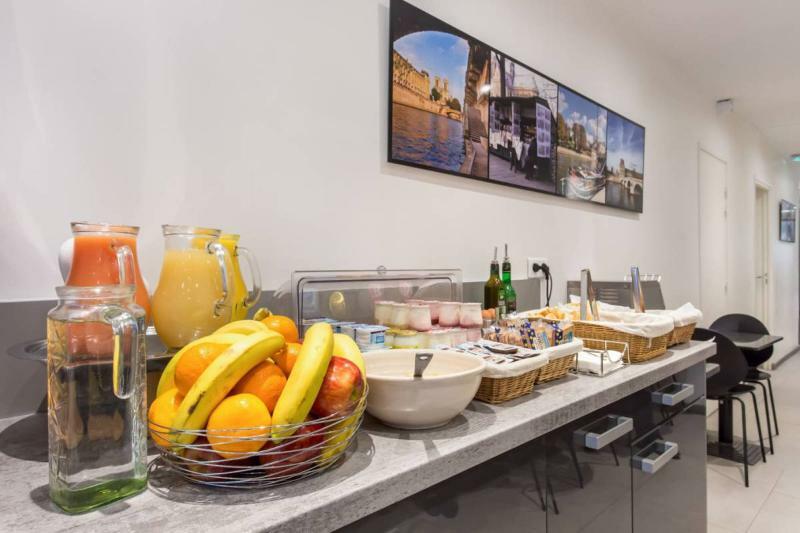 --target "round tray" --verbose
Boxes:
[8,326,173,364]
